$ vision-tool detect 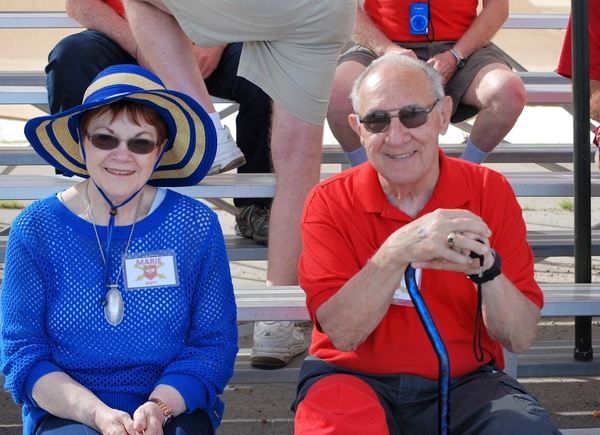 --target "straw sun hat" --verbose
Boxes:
[24,64,217,187]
